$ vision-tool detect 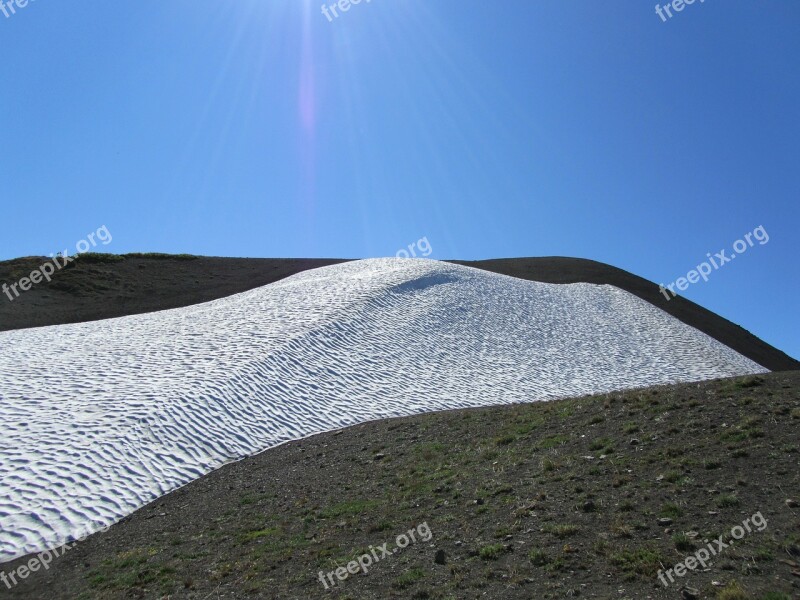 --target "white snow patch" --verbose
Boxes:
[0,259,766,561]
